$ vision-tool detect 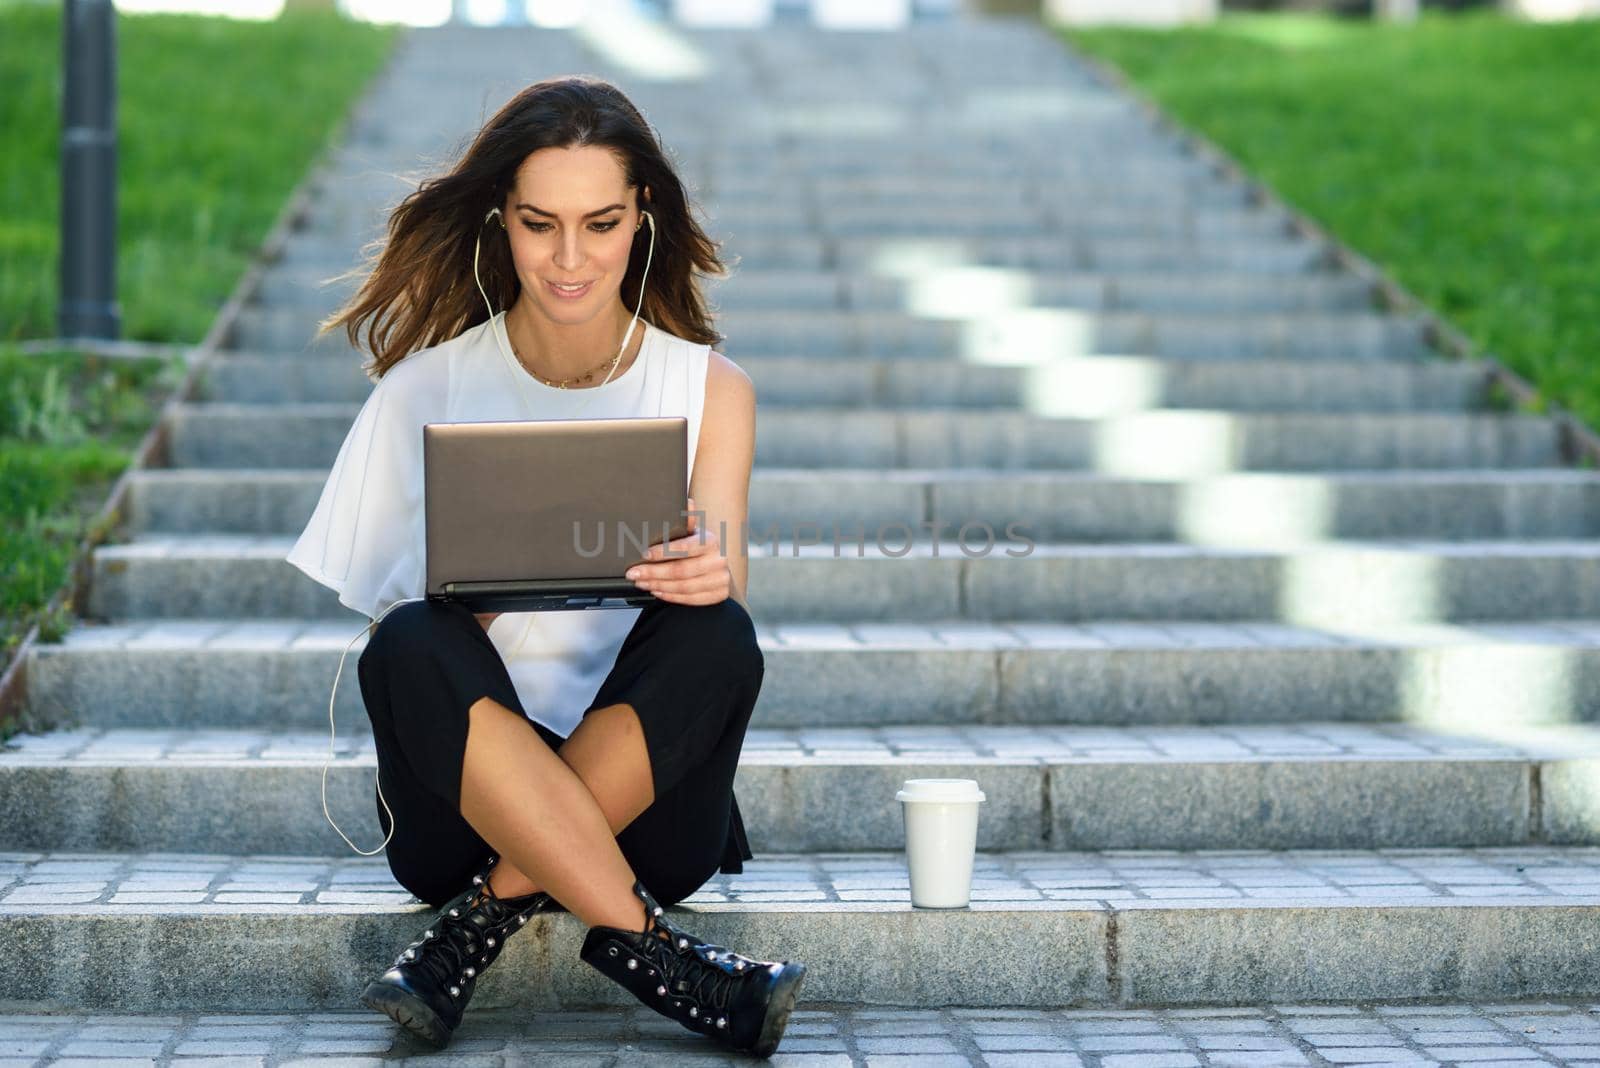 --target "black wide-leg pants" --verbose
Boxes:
[355,595,762,910]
